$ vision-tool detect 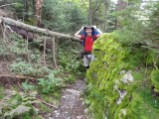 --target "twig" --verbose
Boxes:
[38,99,57,108]
[18,81,23,89]
[0,3,16,8]
[3,24,10,44]
[26,31,30,63]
